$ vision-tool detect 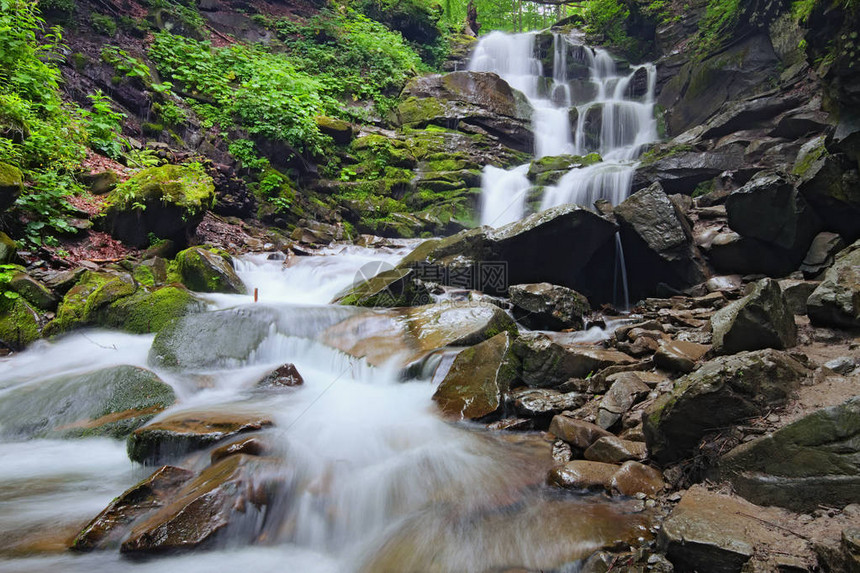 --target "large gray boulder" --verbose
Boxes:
[643,349,809,464]
[720,397,860,512]
[725,171,821,266]
[614,182,706,299]
[807,239,860,329]
[710,278,797,355]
